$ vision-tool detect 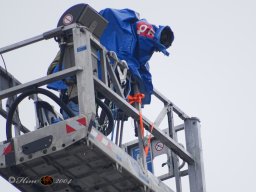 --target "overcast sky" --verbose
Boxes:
[1,1,256,192]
